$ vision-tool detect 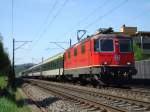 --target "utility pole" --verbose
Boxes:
[11,0,15,88]
[12,38,15,75]
[12,38,15,87]
[40,57,44,76]
[140,35,143,53]
[12,40,32,84]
